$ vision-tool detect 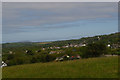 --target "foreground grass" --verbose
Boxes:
[3,56,118,78]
